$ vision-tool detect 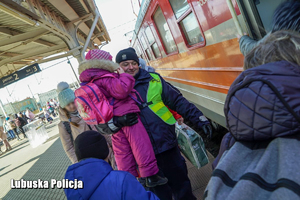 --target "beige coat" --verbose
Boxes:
[0,127,7,140]
[58,107,114,166]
